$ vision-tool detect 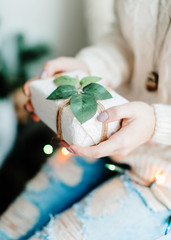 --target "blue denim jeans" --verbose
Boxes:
[0,151,170,240]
